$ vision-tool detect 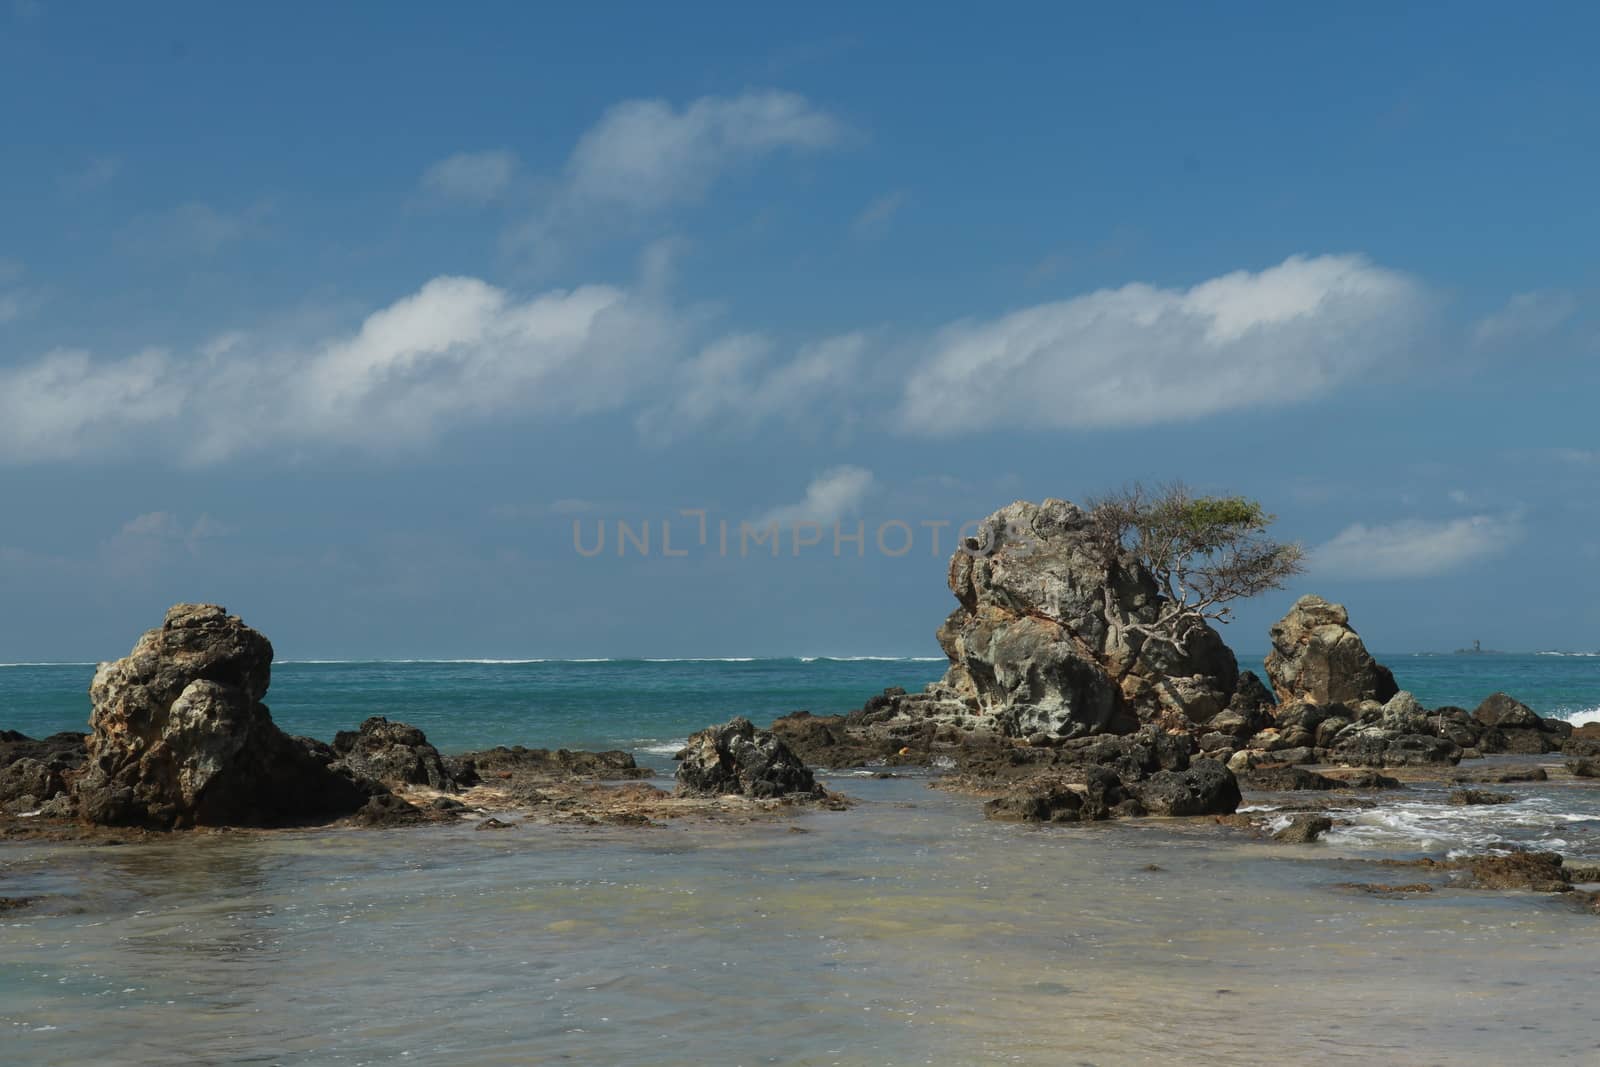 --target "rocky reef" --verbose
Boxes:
[2,604,845,839]
[768,499,1589,824]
